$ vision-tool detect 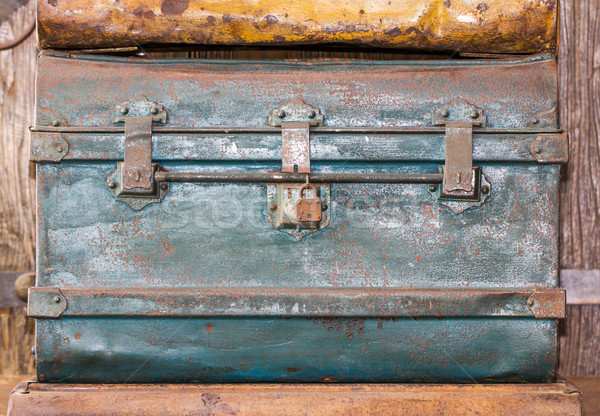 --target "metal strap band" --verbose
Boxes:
[28,287,565,319]
[281,121,311,173]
